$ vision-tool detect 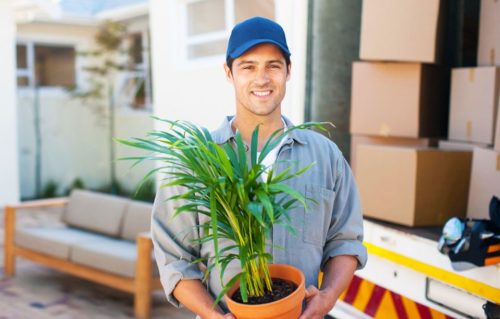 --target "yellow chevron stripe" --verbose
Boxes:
[402,295,421,318]
[365,242,500,303]
[352,278,375,311]
[374,291,398,319]
[430,307,446,319]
